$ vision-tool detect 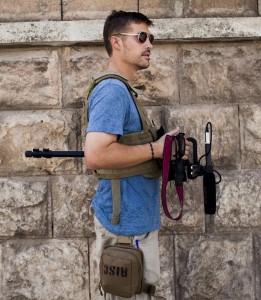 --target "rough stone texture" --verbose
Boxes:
[62,0,138,20]
[1,18,261,47]
[0,0,61,22]
[215,170,261,231]
[254,232,261,299]
[140,0,184,18]
[0,177,50,238]
[52,175,97,237]
[61,47,107,108]
[164,104,240,170]
[144,106,164,129]
[183,0,258,17]
[0,109,81,176]
[240,104,261,168]
[1,239,89,299]
[0,49,61,110]
[137,44,180,106]
[179,42,261,104]
[175,233,255,299]
[1,0,257,21]
[0,20,104,46]
[62,0,258,19]
[152,17,261,42]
